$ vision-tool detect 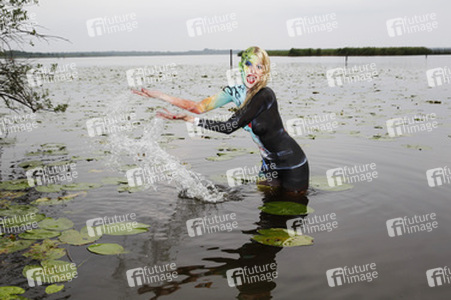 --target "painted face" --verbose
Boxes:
[239,50,265,89]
